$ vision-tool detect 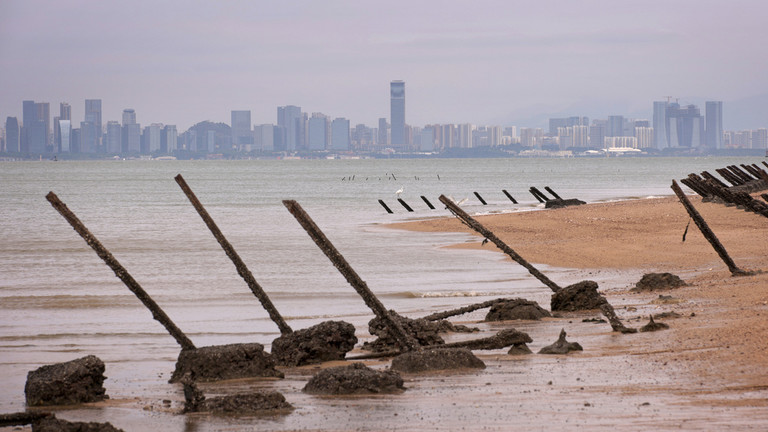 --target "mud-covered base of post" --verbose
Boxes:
[182,377,293,415]
[550,281,605,311]
[391,348,485,373]
[25,355,108,407]
[31,417,125,432]
[303,363,405,395]
[484,299,551,321]
[271,321,358,367]
[170,343,284,383]
[363,311,446,352]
